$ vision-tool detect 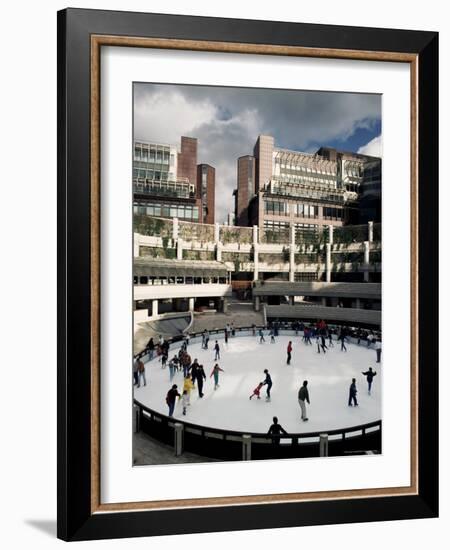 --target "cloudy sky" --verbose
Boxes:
[134,83,381,223]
